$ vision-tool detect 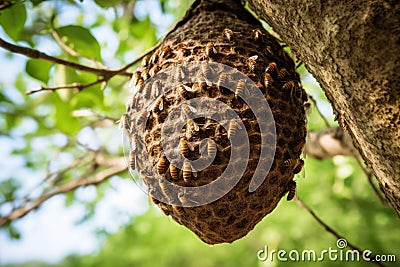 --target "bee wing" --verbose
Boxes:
[127,74,139,89]
[205,78,213,87]
[131,134,137,151]
[249,55,258,61]
[199,140,208,154]
[244,85,250,96]
[147,96,162,112]
[189,141,196,151]
[151,80,163,98]
[182,83,194,92]
[188,105,197,113]
[175,66,186,81]
[117,115,125,130]
[215,142,224,151]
